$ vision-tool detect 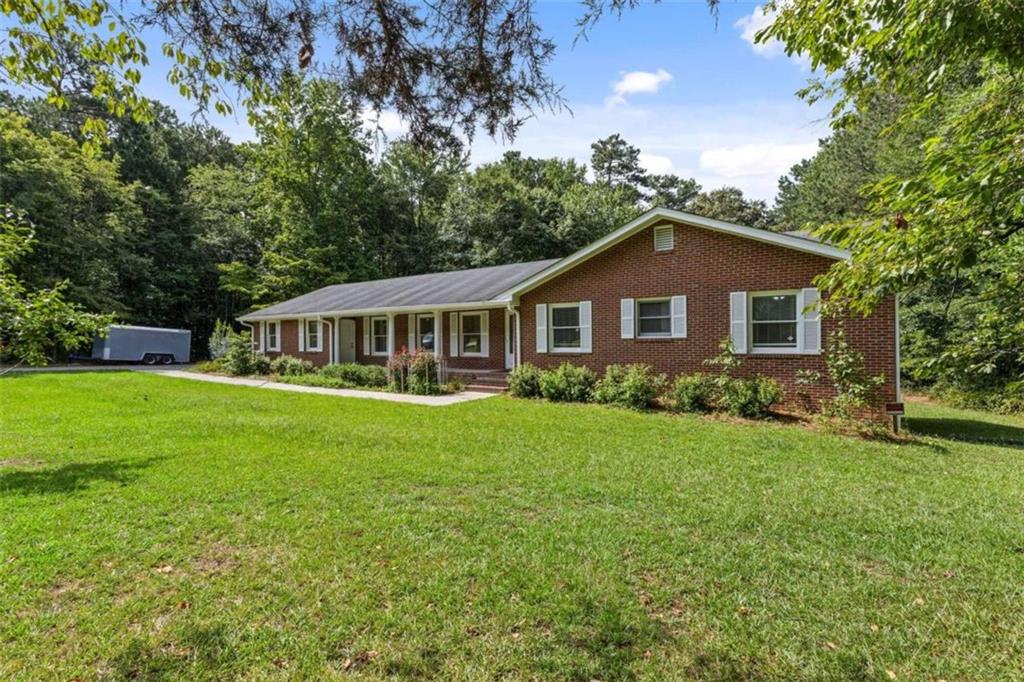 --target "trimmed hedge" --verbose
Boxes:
[321,363,388,388]
[539,363,596,402]
[593,364,666,410]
